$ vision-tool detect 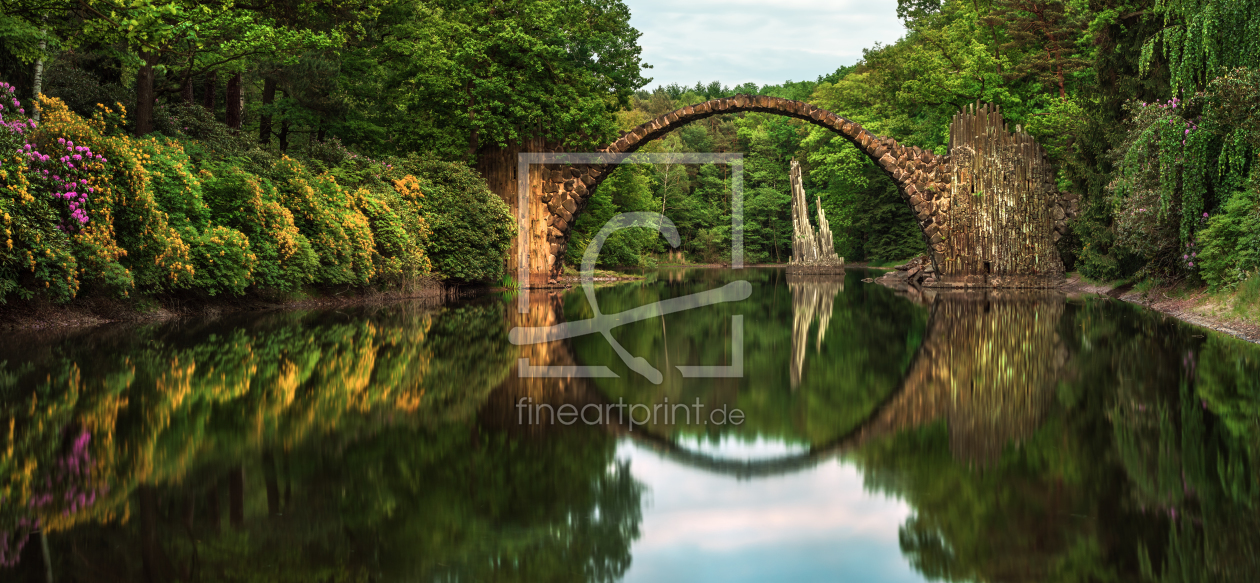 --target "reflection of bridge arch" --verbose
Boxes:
[611,290,1070,478]
[485,288,1069,479]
